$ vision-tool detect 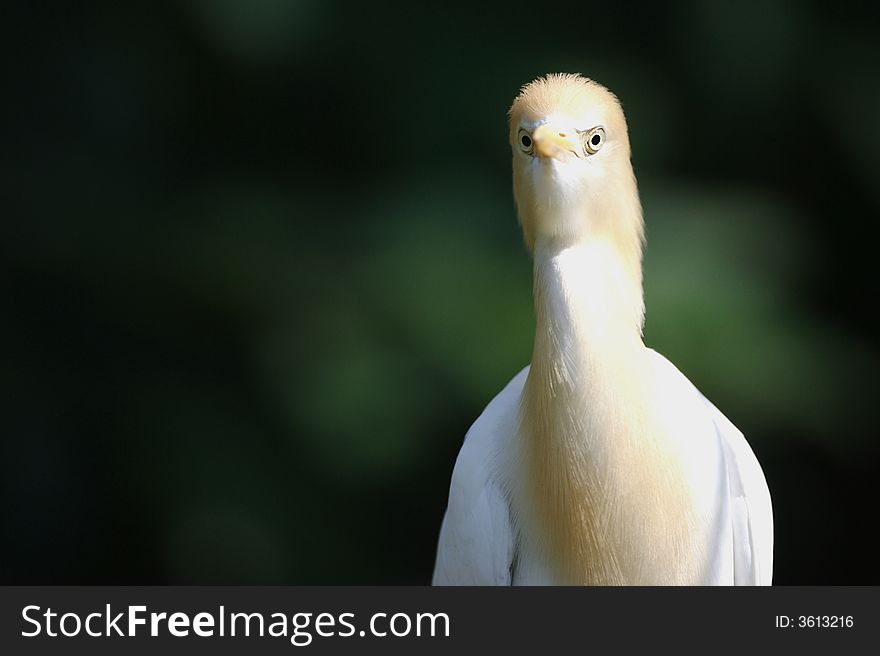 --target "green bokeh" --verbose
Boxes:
[2,0,878,584]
